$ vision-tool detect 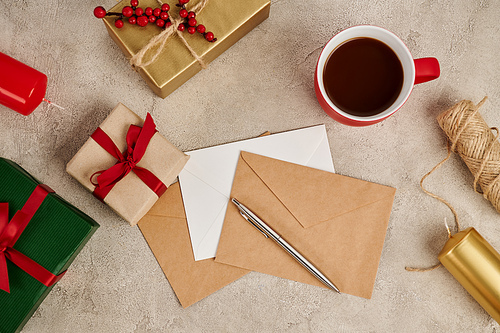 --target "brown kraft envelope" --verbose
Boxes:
[215,151,396,299]
[138,182,249,308]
